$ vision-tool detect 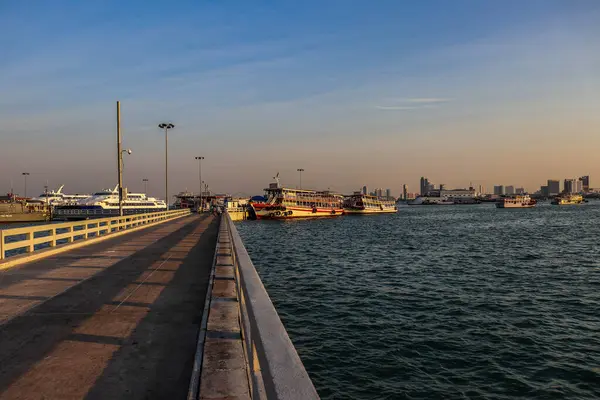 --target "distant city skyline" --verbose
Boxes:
[1,1,600,198]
